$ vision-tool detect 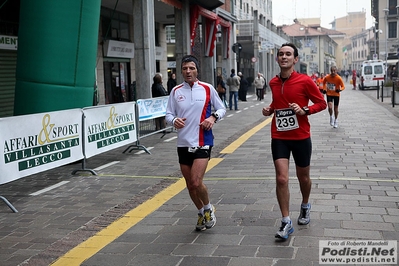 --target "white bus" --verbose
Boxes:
[359,60,385,90]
